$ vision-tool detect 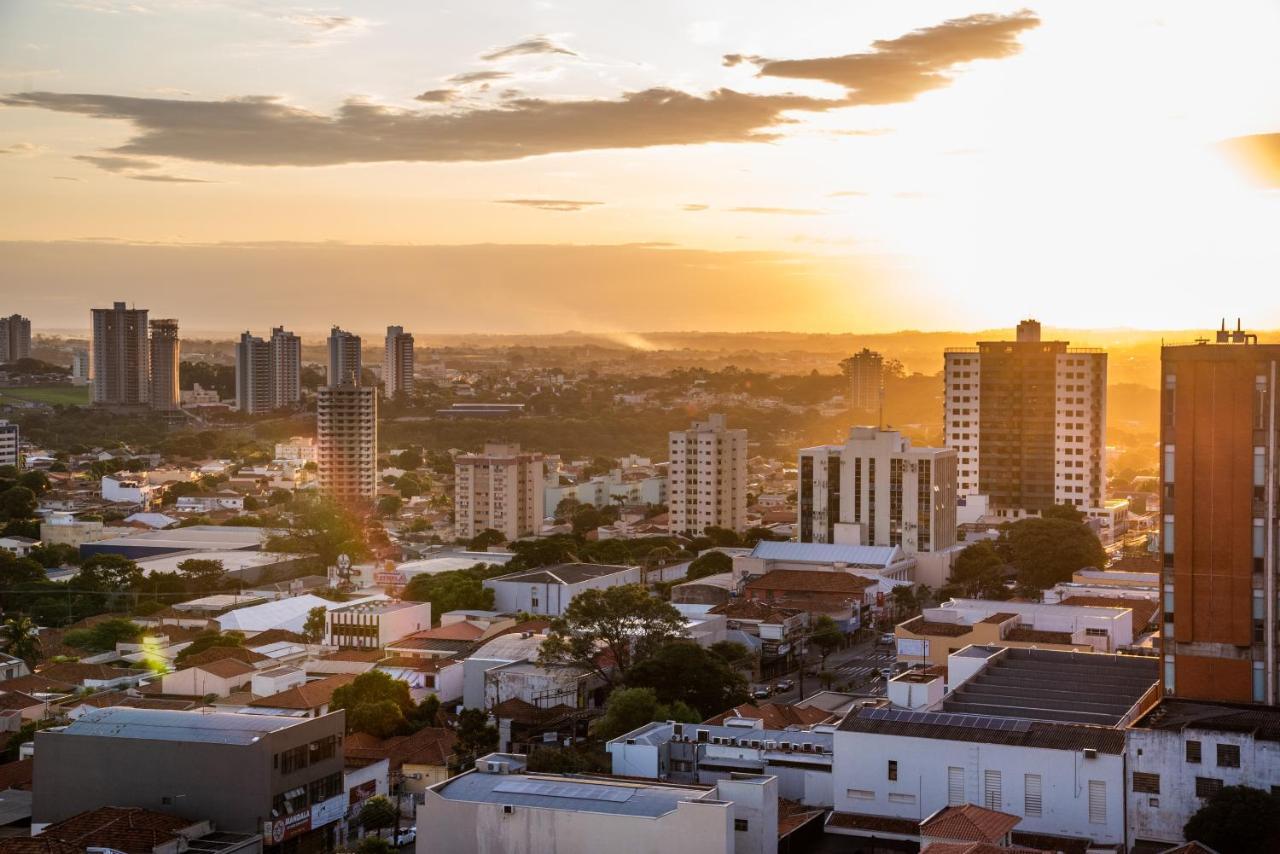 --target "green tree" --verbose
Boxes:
[0,615,41,665]
[27,543,80,569]
[702,526,742,548]
[708,640,751,666]
[949,541,1006,598]
[455,708,498,761]
[890,585,918,619]
[594,687,699,741]
[266,497,366,567]
[354,837,394,854]
[75,553,144,592]
[1183,786,1280,853]
[1000,516,1108,591]
[401,567,499,623]
[625,641,749,718]
[540,585,686,685]
[346,700,407,738]
[177,558,226,593]
[376,495,402,517]
[395,448,423,471]
[63,618,142,652]
[570,504,604,535]
[409,695,440,728]
[0,486,37,521]
[357,796,399,834]
[173,631,244,665]
[686,550,732,581]
[1041,503,1085,523]
[17,471,49,496]
[553,496,582,522]
[332,671,414,735]
[506,535,580,569]
[302,606,328,643]
[810,615,844,667]
[467,528,506,551]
